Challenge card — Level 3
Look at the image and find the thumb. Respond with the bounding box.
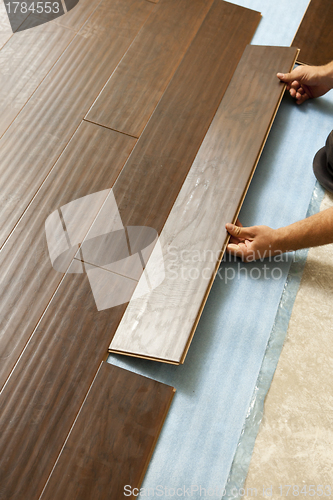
[277,66,307,83]
[277,71,295,83]
[225,223,254,240]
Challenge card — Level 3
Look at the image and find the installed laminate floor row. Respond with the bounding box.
[0,2,260,498]
[293,0,333,65]
[110,45,299,364]
[0,0,154,248]
[41,362,175,500]
[0,121,136,391]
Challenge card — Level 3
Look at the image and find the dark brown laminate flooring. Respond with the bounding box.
[0,121,135,392]
[0,0,153,248]
[0,2,260,498]
[293,0,333,65]
[85,0,214,138]
[40,362,175,500]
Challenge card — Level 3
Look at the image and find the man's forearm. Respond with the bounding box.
[318,61,333,89]
[273,207,333,253]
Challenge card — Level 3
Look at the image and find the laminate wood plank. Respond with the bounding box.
[0,18,75,138]
[40,362,175,500]
[0,0,153,248]
[293,0,333,66]
[0,4,259,498]
[110,46,299,364]
[0,121,136,392]
[85,0,214,138]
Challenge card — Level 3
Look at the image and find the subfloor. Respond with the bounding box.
[244,191,333,498]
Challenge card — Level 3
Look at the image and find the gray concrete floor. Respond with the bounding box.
[244,191,333,499]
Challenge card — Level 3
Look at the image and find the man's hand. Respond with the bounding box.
[277,63,333,104]
[226,222,278,262]
[226,207,333,261]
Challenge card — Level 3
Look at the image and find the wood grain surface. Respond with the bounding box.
[293,0,333,65]
[85,0,214,137]
[0,121,135,392]
[0,3,259,498]
[0,0,153,248]
[40,362,175,500]
[0,19,75,138]
[110,46,299,364]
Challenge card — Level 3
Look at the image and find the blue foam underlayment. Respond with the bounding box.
[107,1,333,498]
[222,182,325,500]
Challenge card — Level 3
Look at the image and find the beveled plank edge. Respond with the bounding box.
[290,0,312,47]
[137,386,176,491]
[179,48,300,365]
[83,117,138,139]
[109,349,180,365]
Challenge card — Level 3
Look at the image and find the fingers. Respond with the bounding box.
[295,91,309,104]
[227,243,244,259]
[283,79,312,103]
[227,242,254,262]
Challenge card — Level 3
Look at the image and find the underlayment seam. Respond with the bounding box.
[222,181,325,500]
